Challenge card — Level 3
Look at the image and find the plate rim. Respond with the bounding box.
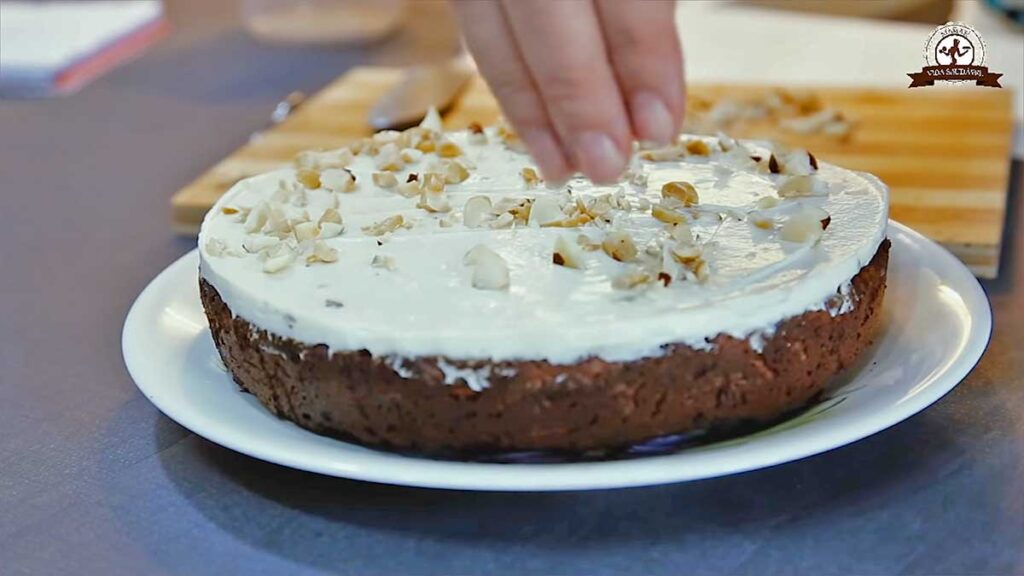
[123,220,992,491]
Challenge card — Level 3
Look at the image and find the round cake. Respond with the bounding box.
[198,120,889,455]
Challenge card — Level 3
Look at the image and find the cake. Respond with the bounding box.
[197,117,889,455]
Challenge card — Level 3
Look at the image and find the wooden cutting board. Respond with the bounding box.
[171,66,1015,277]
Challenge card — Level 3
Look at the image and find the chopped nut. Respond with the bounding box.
[749,212,775,230]
[270,183,292,204]
[669,222,694,244]
[243,203,268,233]
[243,235,281,253]
[661,181,700,207]
[780,206,830,244]
[553,235,586,269]
[778,175,824,198]
[771,149,817,176]
[362,215,405,236]
[657,272,672,286]
[576,233,602,251]
[496,120,524,151]
[437,140,462,158]
[417,188,452,213]
[396,180,422,198]
[684,139,711,155]
[464,245,510,290]
[318,222,344,238]
[347,138,368,155]
[289,187,309,207]
[294,148,354,170]
[263,251,295,273]
[640,147,683,162]
[652,203,687,225]
[463,196,492,228]
[508,198,534,223]
[414,138,436,153]
[372,130,401,147]
[421,172,446,193]
[205,237,228,256]
[370,254,396,270]
[528,196,562,227]
[670,243,703,265]
[296,168,321,189]
[374,143,403,171]
[318,207,342,224]
[286,210,311,232]
[717,133,737,151]
[443,159,470,184]
[306,240,338,264]
[320,168,357,193]
[372,171,398,188]
[602,230,638,262]
[400,148,424,164]
[293,221,319,242]
[489,212,515,229]
[612,270,654,290]
[521,167,541,186]
[467,122,487,145]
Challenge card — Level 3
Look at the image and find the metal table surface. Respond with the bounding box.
[1,3,1022,575]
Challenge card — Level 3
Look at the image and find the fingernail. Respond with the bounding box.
[520,127,571,185]
[631,91,675,145]
[571,132,626,184]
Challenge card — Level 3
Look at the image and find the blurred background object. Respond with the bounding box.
[750,0,954,24]
[241,0,406,46]
[985,0,1024,26]
[0,1,168,98]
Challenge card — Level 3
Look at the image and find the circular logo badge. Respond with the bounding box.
[924,23,987,81]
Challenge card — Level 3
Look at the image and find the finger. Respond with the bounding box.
[501,0,632,183]
[451,1,572,183]
[596,0,684,145]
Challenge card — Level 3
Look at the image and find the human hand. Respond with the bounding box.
[451,0,684,184]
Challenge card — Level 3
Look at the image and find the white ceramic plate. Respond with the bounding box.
[123,221,991,491]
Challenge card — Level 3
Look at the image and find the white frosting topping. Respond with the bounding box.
[198,130,888,365]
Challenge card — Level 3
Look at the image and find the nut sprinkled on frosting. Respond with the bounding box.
[464,244,510,290]
[652,203,687,225]
[307,240,338,264]
[661,181,699,207]
[417,187,452,213]
[521,167,540,187]
[372,171,398,188]
[602,230,638,262]
[612,269,654,290]
[553,235,585,269]
[396,180,422,198]
[780,206,830,244]
[320,168,357,193]
[370,254,396,270]
[463,196,492,228]
[362,215,405,236]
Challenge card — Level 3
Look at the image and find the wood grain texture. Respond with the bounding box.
[171,67,1014,277]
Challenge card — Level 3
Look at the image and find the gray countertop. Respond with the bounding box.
[1,2,1022,575]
